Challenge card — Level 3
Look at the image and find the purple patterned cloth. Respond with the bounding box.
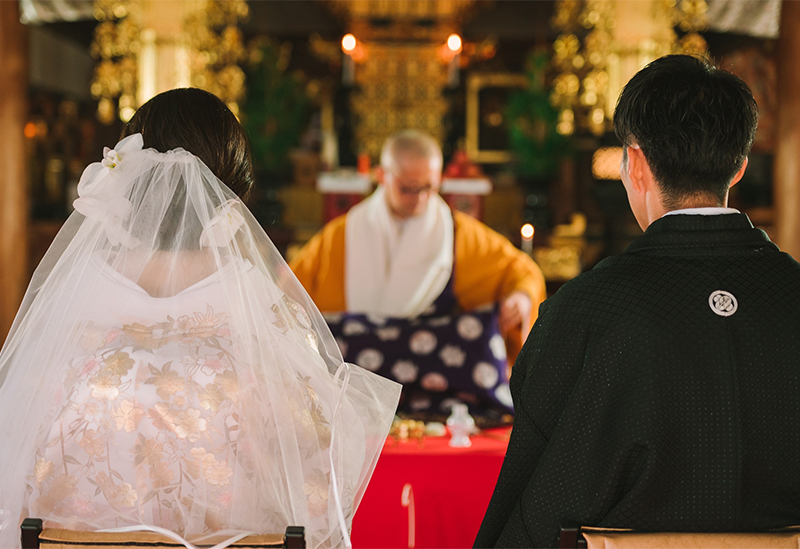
[326,272,513,420]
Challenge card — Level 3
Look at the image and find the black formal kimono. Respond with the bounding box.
[475,213,800,548]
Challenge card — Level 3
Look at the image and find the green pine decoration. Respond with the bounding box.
[506,51,569,180]
[242,42,310,181]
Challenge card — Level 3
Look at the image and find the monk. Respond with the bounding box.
[291,130,546,417]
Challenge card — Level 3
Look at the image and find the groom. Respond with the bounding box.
[475,54,800,547]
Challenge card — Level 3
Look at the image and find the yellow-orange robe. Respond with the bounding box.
[290,210,547,363]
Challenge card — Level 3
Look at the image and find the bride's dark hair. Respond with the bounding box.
[123,88,254,200]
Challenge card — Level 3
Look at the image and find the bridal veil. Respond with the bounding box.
[0,130,400,548]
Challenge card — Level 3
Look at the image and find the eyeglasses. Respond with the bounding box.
[386,175,438,196]
[396,183,436,196]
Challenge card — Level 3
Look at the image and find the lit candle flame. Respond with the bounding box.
[447,34,462,53]
[521,223,534,240]
[342,34,357,53]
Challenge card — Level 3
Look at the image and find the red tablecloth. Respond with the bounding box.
[351,428,511,549]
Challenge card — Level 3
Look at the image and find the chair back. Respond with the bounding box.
[21,519,306,549]
[560,525,800,549]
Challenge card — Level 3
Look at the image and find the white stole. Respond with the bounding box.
[345,186,454,318]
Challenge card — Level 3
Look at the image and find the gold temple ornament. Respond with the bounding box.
[321,0,486,161]
[89,0,249,124]
[550,0,709,136]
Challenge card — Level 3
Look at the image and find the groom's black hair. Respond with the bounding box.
[123,88,254,201]
[614,54,758,208]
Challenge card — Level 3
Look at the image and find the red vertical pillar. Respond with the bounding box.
[774,0,800,258]
[0,1,29,339]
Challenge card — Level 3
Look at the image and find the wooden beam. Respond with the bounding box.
[0,1,29,340]
[774,0,800,258]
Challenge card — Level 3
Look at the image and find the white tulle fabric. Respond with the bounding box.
[0,135,400,549]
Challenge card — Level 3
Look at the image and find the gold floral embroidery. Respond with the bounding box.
[104,351,135,376]
[298,409,331,450]
[305,332,318,353]
[175,315,194,334]
[116,483,138,508]
[122,322,165,350]
[132,435,163,466]
[204,459,233,487]
[146,362,185,399]
[216,370,239,402]
[185,454,202,480]
[204,356,228,375]
[149,459,175,488]
[298,375,331,449]
[174,408,207,442]
[190,448,233,487]
[88,371,121,401]
[34,458,54,488]
[199,384,224,412]
[82,400,101,418]
[31,303,334,535]
[64,493,98,519]
[303,469,329,518]
[111,400,144,432]
[273,296,319,352]
[35,474,78,514]
[186,306,227,339]
[78,429,105,457]
[95,472,138,510]
[80,323,107,352]
[148,402,176,432]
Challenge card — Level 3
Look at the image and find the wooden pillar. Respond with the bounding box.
[774,0,800,258]
[0,2,28,340]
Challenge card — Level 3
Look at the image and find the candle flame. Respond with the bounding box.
[521,223,534,240]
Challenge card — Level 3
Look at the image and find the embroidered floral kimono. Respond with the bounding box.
[0,135,400,549]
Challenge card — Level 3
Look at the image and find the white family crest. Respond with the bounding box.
[708,290,738,317]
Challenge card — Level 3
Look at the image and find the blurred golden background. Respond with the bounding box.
[1,0,796,339]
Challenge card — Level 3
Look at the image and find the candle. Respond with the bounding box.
[521,223,534,255]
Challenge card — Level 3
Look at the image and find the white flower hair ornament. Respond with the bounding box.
[73,133,144,248]
[200,199,246,248]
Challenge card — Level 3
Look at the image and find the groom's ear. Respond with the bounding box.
[625,145,648,194]
[729,157,748,188]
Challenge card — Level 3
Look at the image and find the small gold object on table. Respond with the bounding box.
[390,418,429,446]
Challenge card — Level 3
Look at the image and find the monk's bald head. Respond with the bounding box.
[380,130,443,175]
[379,130,443,219]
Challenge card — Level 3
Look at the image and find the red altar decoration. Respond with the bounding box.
[441,150,492,222]
[441,177,492,221]
[317,170,372,222]
[351,428,511,549]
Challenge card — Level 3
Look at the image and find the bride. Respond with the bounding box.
[0,88,400,549]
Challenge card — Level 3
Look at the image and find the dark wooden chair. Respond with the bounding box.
[559,524,800,549]
[21,518,305,549]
